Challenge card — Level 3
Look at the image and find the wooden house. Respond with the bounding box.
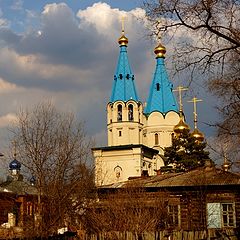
[96,163,240,232]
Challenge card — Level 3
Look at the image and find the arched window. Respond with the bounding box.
[114,165,122,179]
[156,83,160,91]
[155,133,159,145]
[128,104,133,121]
[117,105,122,121]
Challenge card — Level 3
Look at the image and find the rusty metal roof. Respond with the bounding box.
[100,167,240,189]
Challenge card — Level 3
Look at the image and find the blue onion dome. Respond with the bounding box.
[30,176,36,185]
[9,159,21,170]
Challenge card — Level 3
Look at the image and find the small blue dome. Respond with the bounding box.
[30,176,36,185]
[9,159,21,170]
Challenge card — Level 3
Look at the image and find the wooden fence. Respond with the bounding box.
[0,229,238,239]
[78,229,238,240]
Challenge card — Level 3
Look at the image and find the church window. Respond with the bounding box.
[142,170,149,177]
[128,104,134,121]
[156,83,160,91]
[132,75,134,80]
[119,131,122,137]
[155,133,159,145]
[171,133,175,141]
[117,105,122,121]
[114,165,122,179]
[119,74,123,79]
[126,74,130,79]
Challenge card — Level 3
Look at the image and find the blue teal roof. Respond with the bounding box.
[144,57,178,115]
[110,45,139,102]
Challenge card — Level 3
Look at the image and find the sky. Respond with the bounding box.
[0,0,220,173]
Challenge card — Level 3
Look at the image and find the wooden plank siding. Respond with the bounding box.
[0,193,15,225]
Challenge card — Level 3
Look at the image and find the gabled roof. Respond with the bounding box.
[144,56,178,115]
[110,44,139,102]
[100,167,240,189]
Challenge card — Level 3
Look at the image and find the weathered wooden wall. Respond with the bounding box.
[0,193,15,225]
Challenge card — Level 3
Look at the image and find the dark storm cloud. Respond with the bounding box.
[0,28,20,47]
[0,3,149,94]
[1,3,105,69]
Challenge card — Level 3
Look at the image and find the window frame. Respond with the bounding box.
[168,204,181,228]
[117,104,122,122]
[207,202,236,229]
[221,203,235,228]
[154,133,159,145]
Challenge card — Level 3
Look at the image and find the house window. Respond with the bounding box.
[155,133,159,145]
[128,104,133,121]
[222,203,235,227]
[117,105,122,122]
[168,205,180,228]
[207,203,235,228]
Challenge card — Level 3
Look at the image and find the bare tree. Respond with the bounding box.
[83,186,169,238]
[11,102,94,237]
[144,0,240,73]
[143,0,240,156]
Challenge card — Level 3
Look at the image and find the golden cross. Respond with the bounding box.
[188,97,203,129]
[121,16,126,34]
[12,140,17,158]
[156,20,162,42]
[173,86,188,113]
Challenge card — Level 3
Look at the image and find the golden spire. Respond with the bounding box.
[189,97,202,129]
[173,86,190,134]
[188,97,204,142]
[121,16,125,35]
[118,16,128,46]
[222,151,231,171]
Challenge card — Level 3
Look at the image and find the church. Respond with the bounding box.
[92,27,204,186]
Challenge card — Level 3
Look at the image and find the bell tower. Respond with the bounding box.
[143,43,180,152]
[107,20,143,146]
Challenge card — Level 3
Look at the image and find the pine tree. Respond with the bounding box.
[164,129,210,172]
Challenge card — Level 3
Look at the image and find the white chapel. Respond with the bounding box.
[92,27,202,186]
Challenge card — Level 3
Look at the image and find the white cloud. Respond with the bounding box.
[77,2,123,33]
[43,3,68,15]
[0,78,18,92]
[77,2,147,39]
[0,113,17,128]
[0,1,218,148]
